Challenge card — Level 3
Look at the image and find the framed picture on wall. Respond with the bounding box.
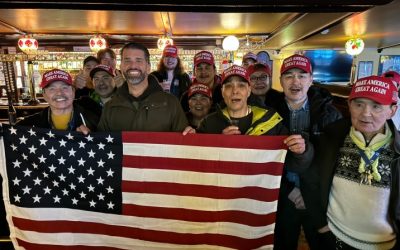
[357,61,373,79]
[378,55,400,75]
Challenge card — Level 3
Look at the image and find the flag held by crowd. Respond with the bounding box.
[0,124,287,249]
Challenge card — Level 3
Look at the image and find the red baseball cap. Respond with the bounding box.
[280,54,312,74]
[194,51,215,66]
[349,75,398,105]
[247,63,272,77]
[163,45,178,58]
[188,83,212,98]
[221,65,250,84]
[90,64,115,79]
[381,70,400,89]
[40,69,73,89]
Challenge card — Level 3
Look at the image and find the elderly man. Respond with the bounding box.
[302,75,399,249]
[17,69,98,132]
[97,42,188,132]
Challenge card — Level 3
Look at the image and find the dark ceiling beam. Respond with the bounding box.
[0,0,394,12]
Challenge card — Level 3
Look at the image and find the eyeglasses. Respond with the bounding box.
[250,75,268,82]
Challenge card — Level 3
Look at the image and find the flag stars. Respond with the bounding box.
[72,198,78,205]
[97,176,105,185]
[77,158,86,166]
[107,202,115,209]
[28,145,37,154]
[78,141,86,148]
[42,172,49,178]
[66,133,74,140]
[97,193,105,201]
[11,144,17,151]
[105,135,114,143]
[85,134,94,142]
[33,194,41,203]
[47,130,55,138]
[53,180,59,187]
[59,174,66,182]
[28,128,36,136]
[9,127,17,134]
[14,195,21,203]
[49,164,56,172]
[87,184,95,192]
[62,189,69,196]
[23,168,32,177]
[53,195,61,203]
[69,183,76,190]
[22,185,31,194]
[79,191,87,199]
[58,156,66,165]
[68,148,76,157]
[32,162,38,169]
[68,166,75,174]
[97,142,105,150]
[87,167,95,176]
[38,155,46,163]
[22,153,28,160]
[33,177,42,186]
[43,186,52,194]
[106,168,114,177]
[12,177,21,186]
[88,149,96,158]
[49,146,57,155]
[12,159,22,168]
[89,200,96,207]
[106,186,114,194]
[59,139,67,147]
[107,151,115,159]
[19,135,28,144]
[97,159,105,167]
[39,137,48,145]
[77,175,85,183]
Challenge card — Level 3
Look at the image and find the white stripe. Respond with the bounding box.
[123,193,277,215]
[12,228,236,250]
[123,143,287,163]
[10,206,275,239]
[123,168,282,189]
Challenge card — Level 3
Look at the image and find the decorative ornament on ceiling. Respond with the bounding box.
[345,38,365,56]
[157,35,174,50]
[89,35,107,52]
[18,36,39,54]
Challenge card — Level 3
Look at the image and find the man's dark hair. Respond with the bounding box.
[157,56,185,75]
[120,42,150,63]
[97,48,116,61]
[83,56,99,66]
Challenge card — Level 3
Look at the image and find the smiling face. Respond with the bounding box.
[222,76,251,117]
[188,93,212,119]
[163,56,178,70]
[280,68,313,107]
[43,81,75,113]
[249,71,271,96]
[194,63,216,86]
[349,98,397,140]
[93,70,115,98]
[120,48,150,86]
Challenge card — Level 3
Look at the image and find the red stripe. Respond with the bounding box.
[122,131,287,150]
[13,217,274,249]
[16,239,122,250]
[122,204,276,227]
[123,155,284,176]
[122,180,280,202]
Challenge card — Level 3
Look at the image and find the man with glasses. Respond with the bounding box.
[247,63,281,107]
[17,69,99,133]
[273,54,342,250]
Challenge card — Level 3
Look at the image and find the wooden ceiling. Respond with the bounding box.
[0,0,399,52]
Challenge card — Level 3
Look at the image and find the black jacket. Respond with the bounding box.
[150,70,191,99]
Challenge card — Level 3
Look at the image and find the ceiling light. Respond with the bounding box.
[157,35,173,50]
[18,36,39,54]
[89,35,107,52]
[222,35,239,51]
[345,38,365,56]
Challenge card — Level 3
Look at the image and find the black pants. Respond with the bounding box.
[274,185,319,250]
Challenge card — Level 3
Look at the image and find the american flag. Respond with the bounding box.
[0,124,287,249]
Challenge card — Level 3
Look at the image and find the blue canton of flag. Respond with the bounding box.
[2,124,122,213]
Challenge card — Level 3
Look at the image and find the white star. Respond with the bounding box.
[23,168,32,177]
[19,135,28,144]
[47,130,55,138]
[78,141,86,148]
[107,202,115,209]
[12,159,22,168]
[97,159,105,167]
[79,191,87,198]
[69,183,76,190]
[11,144,17,151]
[88,149,96,158]
[9,127,17,134]
[22,185,31,194]
[62,189,69,196]
[39,137,48,145]
[42,172,49,178]
[86,134,94,142]
[97,142,105,150]
[38,155,46,163]
[105,135,114,143]
[22,153,28,160]
[107,151,115,159]
[32,162,38,169]
[106,168,114,177]
[72,198,78,205]
[59,174,66,182]
[33,177,42,185]
[33,194,41,203]
[43,186,51,194]
[49,147,57,155]
[87,167,95,176]
[53,195,61,203]
[28,128,36,136]
[58,156,66,165]
[14,195,21,202]
[87,184,95,192]
[12,177,21,186]
[68,148,76,157]
[66,133,74,140]
[97,193,105,201]
[106,186,114,194]
[77,158,86,166]
[49,164,56,172]
[97,176,105,185]
[59,139,67,147]
[53,180,59,187]
[68,166,75,174]
[89,200,96,207]
[77,175,85,183]
[28,145,37,154]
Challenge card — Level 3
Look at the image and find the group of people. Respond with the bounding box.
[11,41,400,249]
